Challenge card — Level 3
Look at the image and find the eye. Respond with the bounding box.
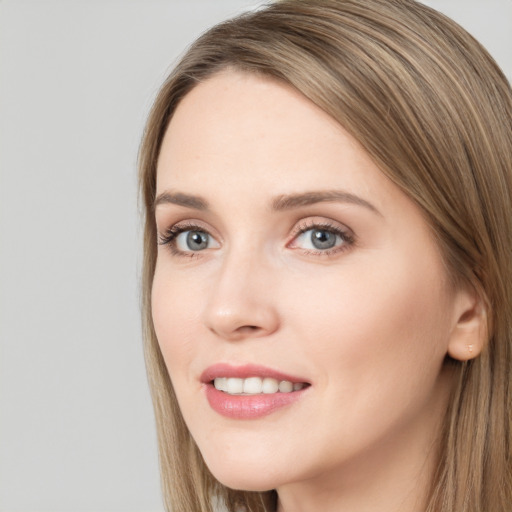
[176,230,212,251]
[298,228,340,250]
[158,224,220,255]
[289,221,354,255]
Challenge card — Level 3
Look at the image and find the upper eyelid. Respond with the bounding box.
[158,219,215,236]
[157,221,214,245]
[159,218,350,233]
[291,218,354,237]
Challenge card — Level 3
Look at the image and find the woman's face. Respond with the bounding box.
[152,71,464,494]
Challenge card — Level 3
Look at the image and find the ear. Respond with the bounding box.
[447,285,488,361]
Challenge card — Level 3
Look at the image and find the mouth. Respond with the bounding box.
[200,363,310,419]
[212,376,308,395]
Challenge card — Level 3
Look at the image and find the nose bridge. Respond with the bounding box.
[203,238,279,340]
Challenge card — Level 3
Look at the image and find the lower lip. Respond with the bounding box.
[204,383,307,419]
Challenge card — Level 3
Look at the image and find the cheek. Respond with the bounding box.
[151,266,202,379]
[283,254,453,391]
[271,258,454,465]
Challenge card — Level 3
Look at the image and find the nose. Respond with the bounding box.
[202,250,280,341]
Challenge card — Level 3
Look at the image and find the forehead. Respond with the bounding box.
[159,71,347,168]
[156,70,390,203]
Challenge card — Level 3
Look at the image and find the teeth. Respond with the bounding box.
[213,377,306,395]
[243,377,262,394]
[262,377,279,394]
[214,377,227,392]
[278,380,293,393]
[226,378,244,394]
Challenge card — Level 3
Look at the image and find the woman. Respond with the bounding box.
[139,1,512,511]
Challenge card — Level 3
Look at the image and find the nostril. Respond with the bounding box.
[239,325,260,332]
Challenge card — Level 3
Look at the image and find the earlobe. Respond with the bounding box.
[447,287,488,362]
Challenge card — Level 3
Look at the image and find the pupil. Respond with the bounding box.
[187,231,208,250]
[311,229,336,250]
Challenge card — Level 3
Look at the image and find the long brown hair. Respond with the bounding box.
[139,1,512,510]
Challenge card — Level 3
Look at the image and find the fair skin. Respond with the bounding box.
[152,70,482,512]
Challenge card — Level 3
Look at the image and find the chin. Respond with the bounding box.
[201,450,283,492]
[208,466,277,492]
[216,475,275,493]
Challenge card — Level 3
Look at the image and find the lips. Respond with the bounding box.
[200,363,309,384]
[200,363,310,419]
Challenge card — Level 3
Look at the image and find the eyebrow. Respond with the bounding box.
[271,190,381,216]
[154,189,381,216]
[154,191,209,210]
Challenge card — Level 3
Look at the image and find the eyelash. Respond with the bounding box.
[158,220,355,258]
[290,219,355,256]
[158,222,209,258]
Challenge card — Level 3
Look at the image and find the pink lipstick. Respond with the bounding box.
[201,363,310,419]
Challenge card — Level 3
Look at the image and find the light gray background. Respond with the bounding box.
[0,1,510,511]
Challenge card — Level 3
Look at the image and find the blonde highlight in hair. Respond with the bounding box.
[138,1,512,510]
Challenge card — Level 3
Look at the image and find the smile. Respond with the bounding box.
[213,376,307,395]
[201,364,310,419]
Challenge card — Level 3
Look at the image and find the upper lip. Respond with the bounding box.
[200,363,310,384]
